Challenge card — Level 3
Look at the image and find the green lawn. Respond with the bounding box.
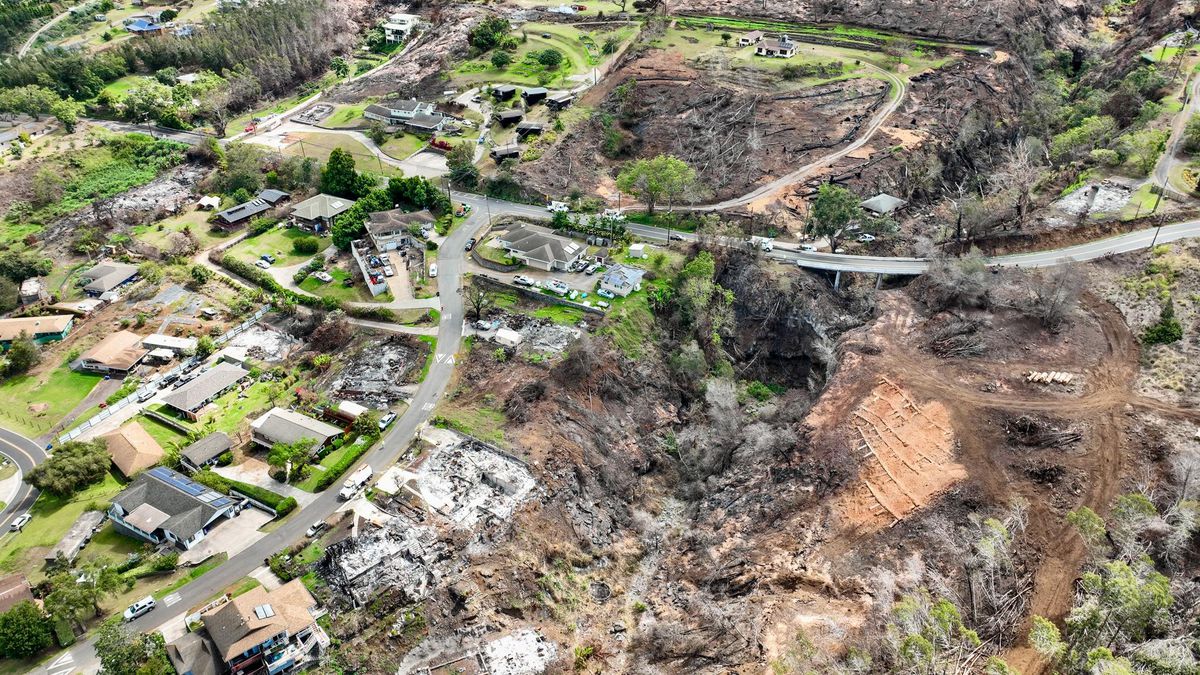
[84,522,143,562]
[132,209,234,253]
[433,402,506,446]
[298,267,385,303]
[284,132,400,176]
[0,366,102,437]
[600,291,654,359]
[379,134,427,159]
[100,75,151,98]
[136,416,189,451]
[197,381,278,436]
[454,23,632,87]
[154,553,228,600]
[0,471,126,580]
[324,104,367,128]
[295,438,360,492]
[225,227,315,267]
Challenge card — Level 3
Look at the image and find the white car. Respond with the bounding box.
[513,275,534,286]
[9,514,30,532]
[428,263,438,278]
[254,260,271,269]
[378,411,397,429]
[383,266,394,277]
[597,288,616,299]
[546,201,569,213]
[305,521,327,538]
[547,281,569,295]
[799,244,818,252]
[123,596,156,622]
[313,271,333,283]
[857,233,876,243]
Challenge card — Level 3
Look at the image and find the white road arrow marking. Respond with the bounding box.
[163,592,182,607]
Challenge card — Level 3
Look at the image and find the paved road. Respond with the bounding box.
[38,192,487,675]
[0,428,43,529]
[17,4,83,57]
[1152,72,1200,201]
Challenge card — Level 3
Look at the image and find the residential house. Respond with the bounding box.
[363,99,437,125]
[405,113,445,133]
[126,18,164,35]
[382,13,419,42]
[599,264,645,297]
[545,92,575,111]
[0,575,34,614]
[215,198,273,228]
[180,432,233,473]
[251,407,342,450]
[860,192,908,216]
[161,362,250,421]
[492,84,517,101]
[290,194,355,233]
[78,330,147,374]
[103,422,166,477]
[80,261,139,296]
[366,208,435,251]
[18,277,48,305]
[199,579,326,674]
[109,466,238,550]
[167,630,223,675]
[738,30,764,46]
[494,109,523,126]
[141,333,198,354]
[755,34,796,58]
[498,224,584,271]
[521,87,548,105]
[515,121,544,138]
[0,315,73,348]
[490,143,522,161]
[258,189,291,206]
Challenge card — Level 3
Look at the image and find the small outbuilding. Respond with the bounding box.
[495,327,523,348]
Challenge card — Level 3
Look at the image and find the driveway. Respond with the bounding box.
[179,508,273,565]
[384,250,415,300]
[213,459,318,507]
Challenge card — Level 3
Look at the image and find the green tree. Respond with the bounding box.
[50,98,83,133]
[1067,505,1109,555]
[1142,298,1183,345]
[490,50,513,69]
[1117,128,1169,176]
[468,16,511,52]
[0,601,52,659]
[320,148,362,199]
[537,48,564,69]
[267,438,316,482]
[45,560,121,628]
[0,278,17,314]
[0,85,60,119]
[1183,116,1200,154]
[25,440,109,496]
[138,261,163,284]
[195,335,216,358]
[0,251,52,282]
[615,154,698,216]
[808,183,861,252]
[352,410,380,437]
[446,143,479,187]
[720,32,732,45]
[292,236,320,255]
[3,332,40,376]
[189,264,212,287]
[330,56,350,79]
[93,619,170,675]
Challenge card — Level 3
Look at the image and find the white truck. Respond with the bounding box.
[749,236,774,252]
[338,465,373,501]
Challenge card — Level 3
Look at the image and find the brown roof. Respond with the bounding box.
[0,315,72,342]
[81,330,147,371]
[0,575,33,614]
[366,208,435,237]
[203,580,317,661]
[103,422,165,477]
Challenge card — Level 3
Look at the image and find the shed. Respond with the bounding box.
[494,109,523,126]
[628,243,647,259]
[495,328,523,348]
[336,400,368,420]
[515,121,544,137]
[44,511,105,564]
[490,144,522,161]
[492,84,517,100]
[521,87,548,104]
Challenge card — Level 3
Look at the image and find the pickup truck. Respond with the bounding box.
[338,465,373,501]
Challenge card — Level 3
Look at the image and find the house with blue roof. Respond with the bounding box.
[126,19,164,35]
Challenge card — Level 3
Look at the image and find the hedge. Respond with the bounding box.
[313,436,376,491]
[193,470,295,515]
[215,252,399,323]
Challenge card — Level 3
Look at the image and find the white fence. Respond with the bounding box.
[55,305,271,444]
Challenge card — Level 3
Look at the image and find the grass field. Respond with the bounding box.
[225,227,314,267]
[453,23,633,87]
[198,381,277,436]
[324,104,367,128]
[0,471,125,579]
[0,366,101,437]
[380,134,427,159]
[285,132,401,176]
[132,209,234,252]
[298,268,383,303]
[136,416,189,450]
[153,553,228,600]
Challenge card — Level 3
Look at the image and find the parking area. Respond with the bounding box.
[385,250,415,300]
[397,150,449,178]
[179,507,273,564]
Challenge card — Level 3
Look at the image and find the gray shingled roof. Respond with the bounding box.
[112,468,231,543]
[500,225,583,266]
[161,363,249,414]
[181,433,232,467]
[252,407,342,446]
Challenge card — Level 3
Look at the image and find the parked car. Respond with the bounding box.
[9,514,30,532]
[314,271,333,283]
[669,234,685,241]
[383,266,395,277]
[261,254,276,264]
[546,201,569,213]
[254,260,271,269]
[305,521,328,538]
[799,244,818,252]
[428,263,438,278]
[596,300,610,309]
[465,238,477,251]
[474,319,499,331]
[136,389,155,403]
[547,280,569,295]
[597,288,616,299]
[585,263,601,275]
[471,95,483,103]
[455,204,473,217]
[379,411,397,429]
[513,275,534,286]
[123,596,156,622]
[857,233,876,243]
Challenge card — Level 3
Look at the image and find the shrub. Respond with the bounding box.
[426,240,438,251]
[275,496,297,517]
[193,470,292,513]
[1143,300,1183,345]
[248,217,276,236]
[216,451,233,466]
[293,236,320,255]
[313,440,373,491]
[151,552,179,572]
[26,440,110,496]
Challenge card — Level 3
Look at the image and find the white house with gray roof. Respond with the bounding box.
[498,224,583,271]
[109,467,238,550]
[161,362,249,421]
[363,99,437,125]
[251,407,343,450]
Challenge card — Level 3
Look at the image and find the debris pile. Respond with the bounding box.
[329,337,420,407]
[1025,370,1076,385]
[414,436,537,529]
[502,313,580,354]
[226,325,299,362]
[320,518,447,607]
[483,629,558,675]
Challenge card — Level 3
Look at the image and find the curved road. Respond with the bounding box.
[16,4,82,58]
[0,428,43,529]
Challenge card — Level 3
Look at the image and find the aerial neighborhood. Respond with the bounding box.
[0,0,1196,673]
